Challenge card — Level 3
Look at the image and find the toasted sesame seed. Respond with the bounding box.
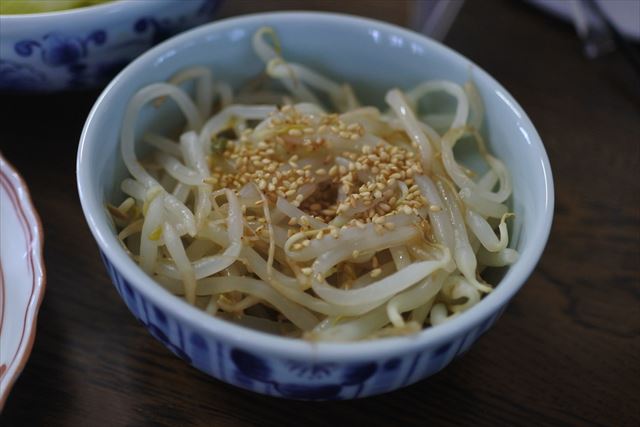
[379,203,391,212]
[352,250,360,258]
[301,267,312,275]
[371,268,382,278]
[430,205,442,212]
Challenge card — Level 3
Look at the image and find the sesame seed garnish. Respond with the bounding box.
[371,268,382,278]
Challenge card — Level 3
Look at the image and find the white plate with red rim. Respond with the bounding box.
[0,153,45,409]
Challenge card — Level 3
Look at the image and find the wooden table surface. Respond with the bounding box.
[1,1,639,425]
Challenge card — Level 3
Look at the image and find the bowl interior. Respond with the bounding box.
[79,12,553,351]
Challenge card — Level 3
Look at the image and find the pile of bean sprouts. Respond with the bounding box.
[109,27,518,341]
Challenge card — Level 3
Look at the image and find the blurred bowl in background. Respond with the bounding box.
[0,0,222,92]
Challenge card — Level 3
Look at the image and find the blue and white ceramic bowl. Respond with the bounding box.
[77,12,554,400]
[0,0,221,92]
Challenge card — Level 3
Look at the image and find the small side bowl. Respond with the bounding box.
[0,0,222,92]
[77,12,554,400]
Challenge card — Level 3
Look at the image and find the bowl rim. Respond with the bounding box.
[0,153,46,409]
[0,0,186,21]
[77,11,554,359]
[0,0,128,19]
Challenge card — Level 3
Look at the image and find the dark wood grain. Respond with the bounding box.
[1,0,638,426]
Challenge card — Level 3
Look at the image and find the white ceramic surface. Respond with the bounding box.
[77,12,554,399]
[0,154,45,409]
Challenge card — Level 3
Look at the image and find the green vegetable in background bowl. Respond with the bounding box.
[0,0,112,15]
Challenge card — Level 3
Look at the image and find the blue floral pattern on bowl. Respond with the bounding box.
[99,250,504,400]
[0,59,47,91]
[0,0,222,92]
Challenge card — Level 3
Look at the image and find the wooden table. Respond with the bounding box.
[2,1,638,425]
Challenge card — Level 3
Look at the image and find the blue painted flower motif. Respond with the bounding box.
[0,59,47,91]
[11,30,108,88]
[134,17,174,44]
[41,34,85,66]
[286,361,336,379]
[230,348,378,400]
[143,320,192,364]
[15,30,107,67]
